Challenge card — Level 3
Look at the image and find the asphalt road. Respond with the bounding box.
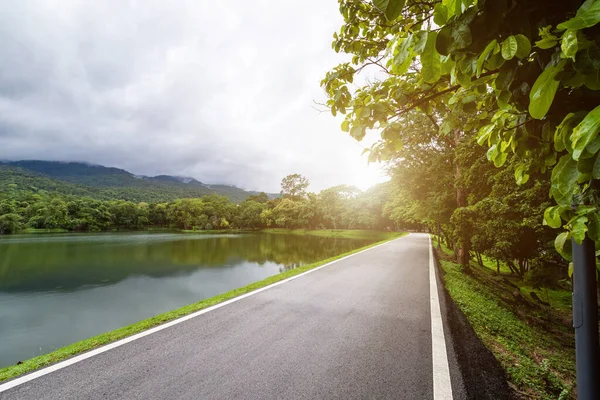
[1,233,472,399]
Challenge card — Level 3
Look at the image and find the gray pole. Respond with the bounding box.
[571,236,600,400]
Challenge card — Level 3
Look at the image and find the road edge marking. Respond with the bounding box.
[429,235,454,400]
[0,233,410,393]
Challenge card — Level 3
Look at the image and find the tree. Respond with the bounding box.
[246,192,269,203]
[236,200,266,229]
[318,185,359,229]
[271,198,308,228]
[0,213,22,234]
[280,174,310,200]
[322,0,600,263]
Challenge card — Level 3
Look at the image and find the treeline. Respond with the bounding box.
[0,174,392,234]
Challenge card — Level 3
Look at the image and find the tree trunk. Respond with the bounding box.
[444,232,453,249]
[507,261,520,276]
[454,129,470,270]
[437,221,442,249]
[496,259,500,275]
[476,252,483,267]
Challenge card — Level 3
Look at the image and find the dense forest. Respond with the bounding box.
[0,172,392,234]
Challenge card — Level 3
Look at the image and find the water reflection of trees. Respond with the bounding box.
[0,233,373,292]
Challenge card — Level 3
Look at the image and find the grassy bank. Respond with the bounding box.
[21,228,70,234]
[435,243,575,399]
[0,231,407,383]
[262,228,403,240]
[180,228,251,234]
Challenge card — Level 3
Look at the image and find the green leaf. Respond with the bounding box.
[588,212,600,241]
[442,0,462,18]
[360,106,371,118]
[578,155,596,175]
[476,40,497,78]
[350,125,366,140]
[440,55,454,75]
[433,4,448,26]
[436,21,472,56]
[555,231,572,261]
[493,149,508,167]
[529,60,567,119]
[561,30,578,60]
[392,37,414,75]
[461,95,476,104]
[582,136,600,158]
[495,66,515,91]
[557,0,600,30]
[373,0,406,21]
[341,120,350,132]
[551,154,579,206]
[565,72,586,88]
[571,105,600,160]
[477,124,494,145]
[458,56,476,76]
[515,163,530,185]
[436,26,453,56]
[497,90,512,109]
[571,216,589,244]
[486,144,498,161]
[593,154,600,178]
[422,32,441,83]
[568,262,574,278]
[501,36,518,60]
[451,23,472,51]
[486,52,506,70]
[536,26,559,49]
[544,206,563,228]
[536,38,558,49]
[412,31,428,54]
[555,112,585,153]
[585,69,600,90]
[514,34,531,59]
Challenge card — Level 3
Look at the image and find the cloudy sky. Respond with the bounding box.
[0,0,386,192]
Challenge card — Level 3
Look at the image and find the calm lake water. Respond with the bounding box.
[0,232,373,368]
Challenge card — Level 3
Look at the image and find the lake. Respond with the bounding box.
[0,232,374,368]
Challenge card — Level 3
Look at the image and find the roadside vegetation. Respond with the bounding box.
[437,244,575,399]
[0,231,406,383]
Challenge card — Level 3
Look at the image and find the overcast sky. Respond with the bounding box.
[0,0,386,192]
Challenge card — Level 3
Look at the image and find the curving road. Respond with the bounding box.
[1,233,480,399]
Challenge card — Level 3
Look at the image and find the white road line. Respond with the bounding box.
[0,233,410,393]
[429,236,454,400]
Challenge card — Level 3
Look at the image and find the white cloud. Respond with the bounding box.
[0,0,386,192]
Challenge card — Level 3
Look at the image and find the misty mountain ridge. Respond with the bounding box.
[0,160,276,203]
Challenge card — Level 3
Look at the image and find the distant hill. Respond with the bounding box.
[0,161,277,203]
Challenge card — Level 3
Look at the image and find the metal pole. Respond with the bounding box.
[571,235,600,400]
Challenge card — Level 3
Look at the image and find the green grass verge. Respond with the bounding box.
[435,243,575,399]
[180,228,252,234]
[0,231,407,383]
[261,228,403,240]
[21,228,70,234]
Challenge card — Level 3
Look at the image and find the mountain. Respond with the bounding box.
[0,161,277,203]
